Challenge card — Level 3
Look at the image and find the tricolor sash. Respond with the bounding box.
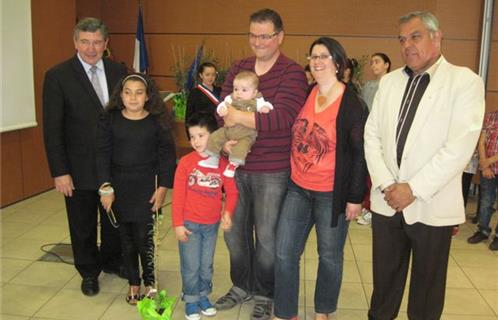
[196,84,220,105]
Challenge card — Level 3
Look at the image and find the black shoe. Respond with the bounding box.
[467,231,489,244]
[103,265,127,279]
[81,277,99,296]
[489,237,498,251]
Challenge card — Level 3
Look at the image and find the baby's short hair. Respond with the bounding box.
[234,71,259,88]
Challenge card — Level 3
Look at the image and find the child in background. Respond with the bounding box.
[96,73,177,304]
[173,112,239,320]
[185,62,222,123]
[198,71,273,177]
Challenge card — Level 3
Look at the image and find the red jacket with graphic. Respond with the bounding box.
[172,151,238,227]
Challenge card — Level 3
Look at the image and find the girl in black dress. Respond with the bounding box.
[185,62,221,123]
[96,73,176,305]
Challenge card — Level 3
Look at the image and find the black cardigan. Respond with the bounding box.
[330,86,369,226]
[185,85,221,122]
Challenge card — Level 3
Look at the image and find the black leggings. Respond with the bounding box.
[119,222,154,286]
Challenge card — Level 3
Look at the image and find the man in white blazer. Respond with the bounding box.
[364,11,485,320]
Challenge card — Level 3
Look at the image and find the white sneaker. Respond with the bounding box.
[357,211,372,225]
[223,163,239,178]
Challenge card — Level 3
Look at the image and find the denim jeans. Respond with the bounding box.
[274,180,349,318]
[224,170,289,299]
[478,176,498,236]
[178,221,219,303]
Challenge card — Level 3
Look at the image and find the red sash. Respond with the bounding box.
[196,84,220,105]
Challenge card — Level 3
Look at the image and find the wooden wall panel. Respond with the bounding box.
[76,0,101,20]
[486,92,498,112]
[102,0,481,40]
[436,0,483,39]
[487,42,498,91]
[1,132,24,205]
[103,0,438,36]
[102,0,484,92]
[485,2,497,114]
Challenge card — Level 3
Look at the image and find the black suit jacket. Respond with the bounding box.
[43,55,127,190]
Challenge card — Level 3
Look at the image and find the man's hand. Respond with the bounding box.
[175,226,192,242]
[383,183,416,212]
[149,187,167,212]
[345,203,362,221]
[222,140,238,154]
[482,167,495,179]
[54,174,74,197]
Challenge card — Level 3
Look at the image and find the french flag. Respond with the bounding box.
[133,6,149,73]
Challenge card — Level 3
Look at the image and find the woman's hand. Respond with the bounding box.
[100,194,115,212]
[345,202,362,221]
[150,187,167,212]
[175,226,192,242]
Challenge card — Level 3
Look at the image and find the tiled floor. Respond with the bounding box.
[1,190,497,319]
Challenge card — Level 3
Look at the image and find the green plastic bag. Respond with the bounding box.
[172,92,187,121]
[137,290,176,320]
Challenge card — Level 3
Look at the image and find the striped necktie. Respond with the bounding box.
[90,65,105,107]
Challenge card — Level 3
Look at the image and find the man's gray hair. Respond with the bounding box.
[399,11,440,33]
[73,17,109,40]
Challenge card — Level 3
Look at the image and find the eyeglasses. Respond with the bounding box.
[248,32,279,41]
[307,54,333,61]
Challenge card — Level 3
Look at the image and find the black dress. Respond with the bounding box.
[185,84,221,121]
[96,111,176,222]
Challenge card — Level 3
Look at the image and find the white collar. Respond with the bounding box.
[77,53,104,73]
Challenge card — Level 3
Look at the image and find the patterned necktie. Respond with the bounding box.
[90,65,105,107]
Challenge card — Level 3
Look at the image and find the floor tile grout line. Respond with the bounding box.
[450,240,498,316]
[28,273,77,319]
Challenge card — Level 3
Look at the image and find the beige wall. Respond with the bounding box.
[1,0,494,207]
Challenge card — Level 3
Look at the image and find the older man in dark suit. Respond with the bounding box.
[43,17,127,296]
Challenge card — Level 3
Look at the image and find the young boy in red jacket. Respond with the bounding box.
[172,112,238,320]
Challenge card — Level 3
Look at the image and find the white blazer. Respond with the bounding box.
[364,56,485,226]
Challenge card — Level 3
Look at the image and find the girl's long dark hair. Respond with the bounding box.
[106,73,172,130]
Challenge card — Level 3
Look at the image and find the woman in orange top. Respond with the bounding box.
[273,37,368,320]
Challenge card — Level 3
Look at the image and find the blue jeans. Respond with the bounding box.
[224,170,289,298]
[478,176,498,236]
[274,180,349,318]
[178,221,219,303]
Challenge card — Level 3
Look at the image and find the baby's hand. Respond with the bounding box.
[175,226,192,242]
[217,104,228,117]
[259,105,271,114]
[221,211,233,231]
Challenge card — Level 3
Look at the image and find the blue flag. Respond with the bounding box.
[133,6,149,73]
[185,45,204,92]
